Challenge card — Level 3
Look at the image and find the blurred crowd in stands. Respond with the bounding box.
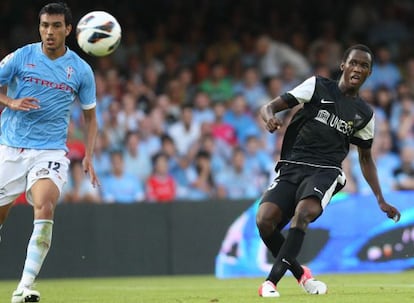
[2,0,414,203]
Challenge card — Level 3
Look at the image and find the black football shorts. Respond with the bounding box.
[260,162,346,226]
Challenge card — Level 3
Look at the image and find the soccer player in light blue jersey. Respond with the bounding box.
[0,3,99,302]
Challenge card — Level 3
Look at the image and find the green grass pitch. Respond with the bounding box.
[1,272,413,302]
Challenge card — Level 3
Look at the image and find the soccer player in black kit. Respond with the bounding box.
[256,44,401,297]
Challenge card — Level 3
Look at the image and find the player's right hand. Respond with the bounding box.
[8,97,40,111]
[264,116,282,133]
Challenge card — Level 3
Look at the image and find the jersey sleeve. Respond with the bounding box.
[351,114,374,148]
[0,51,20,86]
[281,76,316,107]
[78,64,97,110]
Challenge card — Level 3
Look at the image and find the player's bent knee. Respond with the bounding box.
[34,202,56,219]
[294,207,321,227]
[256,214,274,236]
[295,199,322,221]
[256,217,267,233]
[257,203,283,236]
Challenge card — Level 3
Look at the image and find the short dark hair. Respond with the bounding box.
[109,149,123,159]
[342,44,373,64]
[39,2,73,26]
[151,152,169,166]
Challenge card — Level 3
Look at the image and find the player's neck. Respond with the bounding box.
[337,80,359,98]
[42,44,67,60]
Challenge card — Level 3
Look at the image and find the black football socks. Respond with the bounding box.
[266,227,305,284]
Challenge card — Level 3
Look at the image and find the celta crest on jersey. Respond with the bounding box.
[66,66,74,79]
[314,109,354,136]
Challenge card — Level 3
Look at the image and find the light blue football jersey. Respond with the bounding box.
[0,42,96,151]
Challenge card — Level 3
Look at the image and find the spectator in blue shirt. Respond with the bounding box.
[223,94,258,146]
[362,45,401,92]
[216,147,262,200]
[101,150,145,203]
[233,66,267,111]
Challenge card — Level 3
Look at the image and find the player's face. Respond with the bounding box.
[39,13,72,58]
[340,49,372,94]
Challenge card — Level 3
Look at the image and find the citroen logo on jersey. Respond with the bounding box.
[23,76,74,93]
[314,109,353,135]
[321,98,335,104]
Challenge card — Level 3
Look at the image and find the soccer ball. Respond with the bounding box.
[76,11,121,57]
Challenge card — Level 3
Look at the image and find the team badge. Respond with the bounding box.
[353,114,364,128]
[36,168,50,177]
[66,66,74,79]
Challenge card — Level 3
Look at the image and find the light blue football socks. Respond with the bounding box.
[17,220,53,289]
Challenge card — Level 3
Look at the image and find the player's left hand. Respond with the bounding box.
[378,200,401,222]
[82,156,100,188]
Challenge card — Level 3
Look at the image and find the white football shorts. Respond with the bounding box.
[0,144,70,206]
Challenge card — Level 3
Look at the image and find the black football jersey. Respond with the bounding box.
[278,76,374,169]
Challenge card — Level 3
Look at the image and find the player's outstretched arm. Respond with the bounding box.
[357,146,401,222]
[0,94,40,111]
[82,107,100,187]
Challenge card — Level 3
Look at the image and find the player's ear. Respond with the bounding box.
[340,63,344,71]
[65,24,72,37]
